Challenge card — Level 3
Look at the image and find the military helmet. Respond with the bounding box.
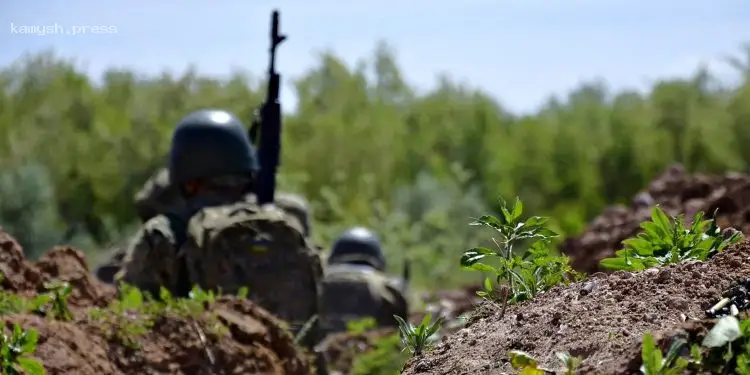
[328,227,385,271]
[168,109,259,185]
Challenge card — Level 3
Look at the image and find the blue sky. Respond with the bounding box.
[1,0,748,113]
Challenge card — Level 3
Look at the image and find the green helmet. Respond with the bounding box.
[328,227,385,271]
[168,109,259,185]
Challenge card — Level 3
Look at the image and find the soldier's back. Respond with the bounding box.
[320,263,407,334]
[181,200,322,332]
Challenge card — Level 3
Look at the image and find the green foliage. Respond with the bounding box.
[2,45,750,288]
[639,333,690,375]
[88,283,225,349]
[0,324,45,375]
[461,198,581,305]
[342,317,409,375]
[346,317,377,335]
[0,163,68,259]
[0,275,76,323]
[36,281,73,321]
[350,333,410,375]
[690,315,750,373]
[88,283,155,349]
[393,313,444,356]
[0,275,48,316]
[600,206,743,271]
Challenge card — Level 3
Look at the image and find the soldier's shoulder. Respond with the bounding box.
[326,264,385,280]
[142,213,173,231]
[135,168,171,200]
[274,192,309,210]
[189,200,305,234]
[259,202,306,234]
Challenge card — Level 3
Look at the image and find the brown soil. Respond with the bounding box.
[401,238,750,375]
[0,229,314,375]
[561,164,750,274]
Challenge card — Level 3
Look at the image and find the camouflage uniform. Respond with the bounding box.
[320,227,409,335]
[94,166,313,284]
[134,167,184,224]
[114,109,322,333]
[134,166,312,237]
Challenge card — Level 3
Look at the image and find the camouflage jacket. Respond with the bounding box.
[97,169,313,284]
[114,213,185,297]
[114,199,314,298]
[319,263,409,334]
[134,167,311,236]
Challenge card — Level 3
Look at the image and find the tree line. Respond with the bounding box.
[1,42,749,289]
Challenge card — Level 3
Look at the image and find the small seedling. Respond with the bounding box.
[88,283,153,349]
[0,324,45,375]
[39,281,73,321]
[393,313,444,356]
[640,333,689,375]
[0,274,48,316]
[556,351,583,375]
[601,206,742,271]
[461,197,581,308]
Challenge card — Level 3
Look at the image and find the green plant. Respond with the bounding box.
[508,350,582,374]
[350,333,410,375]
[88,283,155,349]
[37,281,73,321]
[346,317,378,335]
[393,313,444,356]
[0,276,68,319]
[692,315,750,373]
[557,351,583,374]
[0,324,45,375]
[460,198,581,307]
[89,284,230,349]
[640,333,689,375]
[601,206,742,271]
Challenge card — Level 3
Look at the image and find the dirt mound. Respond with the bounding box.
[0,229,314,375]
[401,239,750,375]
[561,164,750,273]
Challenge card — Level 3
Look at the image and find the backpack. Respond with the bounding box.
[178,201,323,335]
[319,264,407,334]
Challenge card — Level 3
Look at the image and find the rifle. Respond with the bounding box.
[251,9,287,206]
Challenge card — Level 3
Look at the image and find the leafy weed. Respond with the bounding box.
[600,206,742,271]
[460,198,582,310]
[393,313,444,356]
[0,323,45,375]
